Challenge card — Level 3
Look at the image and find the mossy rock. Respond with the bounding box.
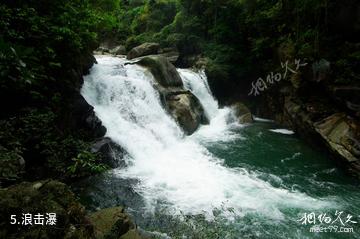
[127,43,160,60]
[134,56,209,134]
[0,180,94,239]
[89,207,143,239]
[136,55,183,87]
[314,113,360,163]
[0,146,25,185]
[167,92,209,135]
[232,102,254,124]
[120,229,143,239]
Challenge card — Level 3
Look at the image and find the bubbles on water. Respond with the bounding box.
[269,129,295,135]
[281,152,302,163]
[82,56,335,225]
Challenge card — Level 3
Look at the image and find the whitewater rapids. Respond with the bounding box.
[81,56,333,221]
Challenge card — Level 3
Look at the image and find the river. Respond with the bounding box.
[73,55,360,239]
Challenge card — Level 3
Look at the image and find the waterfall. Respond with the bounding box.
[81,56,331,220]
[178,69,219,119]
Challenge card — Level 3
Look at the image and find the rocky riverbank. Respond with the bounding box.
[2,39,357,238]
[0,41,230,239]
[119,42,360,177]
[253,58,360,177]
[0,180,148,239]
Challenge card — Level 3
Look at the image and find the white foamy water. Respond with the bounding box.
[179,69,218,119]
[254,116,274,122]
[81,56,333,221]
[178,69,239,143]
[269,129,295,135]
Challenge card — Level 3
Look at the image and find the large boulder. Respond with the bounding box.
[135,56,209,135]
[88,207,142,239]
[109,45,127,56]
[282,97,360,174]
[232,102,253,124]
[127,43,160,60]
[283,97,335,144]
[158,47,179,63]
[135,55,183,87]
[95,40,125,55]
[71,94,107,138]
[0,180,94,239]
[167,92,209,135]
[91,137,126,168]
[314,113,360,163]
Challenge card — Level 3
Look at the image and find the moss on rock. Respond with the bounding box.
[89,207,145,239]
[0,180,94,239]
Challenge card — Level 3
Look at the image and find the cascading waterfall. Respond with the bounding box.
[81,56,333,221]
[178,69,218,120]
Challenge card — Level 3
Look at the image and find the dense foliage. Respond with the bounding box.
[0,0,109,184]
[100,0,359,99]
[1,0,359,185]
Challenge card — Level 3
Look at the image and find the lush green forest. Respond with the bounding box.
[1,0,359,183]
[94,0,359,98]
[0,0,104,184]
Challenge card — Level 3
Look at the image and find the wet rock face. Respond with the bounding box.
[158,47,179,64]
[88,207,135,239]
[71,94,107,138]
[127,43,160,60]
[96,39,127,56]
[91,137,126,169]
[134,55,209,135]
[167,92,209,135]
[314,113,360,163]
[282,97,360,174]
[254,49,360,174]
[89,206,150,239]
[136,55,183,87]
[0,181,147,239]
[109,45,127,55]
[0,180,95,239]
[232,102,253,124]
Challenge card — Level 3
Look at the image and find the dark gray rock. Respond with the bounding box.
[72,94,106,138]
[135,55,183,87]
[135,56,209,135]
[158,47,179,63]
[89,207,147,239]
[232,102,253,124]
[283,97,360,174]
[0,181,95,238]
[127,43,160,60]
[314,113,360,163]
[109,45,127,55]
[91,137,125,168]
[167,92,209,135]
